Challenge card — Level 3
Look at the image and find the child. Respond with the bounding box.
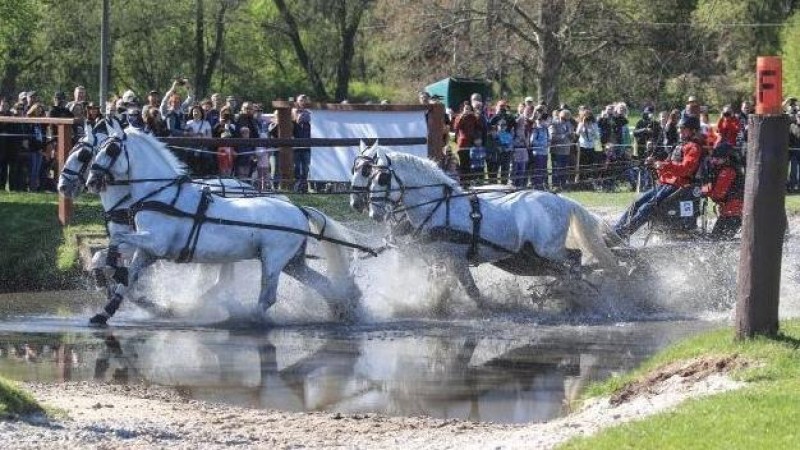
[255,132,272,192]
[236,127,255,182]
[440,145,460,182]
[512,138,529,188]
[216,131,235,176]
[468,137,487,183]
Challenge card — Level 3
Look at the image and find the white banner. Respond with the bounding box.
[308,110,428,181]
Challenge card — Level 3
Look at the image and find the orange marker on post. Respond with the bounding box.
[756,56,782,115]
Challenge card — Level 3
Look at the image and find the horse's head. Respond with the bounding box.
[58,123,97,198]
[366,147,403,222]
[86,119,128,193]
[350,140,380,213]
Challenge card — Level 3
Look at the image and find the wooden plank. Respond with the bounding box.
[158,136,427,148]
[271,101,427,112]
[57,124,74,225]
[0,117,78,125]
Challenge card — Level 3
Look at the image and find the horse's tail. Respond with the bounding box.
[567,204,620,272]
[303,207,354,282]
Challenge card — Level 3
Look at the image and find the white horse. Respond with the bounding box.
[350,143,621,308]
[85,125,363,325]
[58,120,272,321]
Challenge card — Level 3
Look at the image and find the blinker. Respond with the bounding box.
[77,148,92,163]
[106,142,121,158]
[377,171,391,187]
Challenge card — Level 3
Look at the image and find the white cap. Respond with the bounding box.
[122,90,136,103]
[524,96,535,103]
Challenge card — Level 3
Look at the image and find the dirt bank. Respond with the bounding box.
[1,367,743,450]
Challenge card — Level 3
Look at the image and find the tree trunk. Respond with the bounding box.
[536,1,564,108]
[274,0,328,100]
[334,3,365,102]
[0,46,23,98]
[200,2,229,98]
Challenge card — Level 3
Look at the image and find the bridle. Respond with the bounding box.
[61,141,96,186]
[90,135,129,185]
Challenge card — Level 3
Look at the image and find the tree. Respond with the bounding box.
[781,10,800,97]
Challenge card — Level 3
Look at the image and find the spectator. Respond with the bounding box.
[146,90,161,109]
[160,78,194,137]
[235,126,255,182]
[217,130,235,177]
[236,102,260,142]
[453,101,481,180]
[737,101,752,149]
[25,103,47,191]
[511,103,532,187]
[661,109,681,153]
[699,108,717,151]
[66,86,87,112]
[0,97,13,190]
[632,106,661,159]
[225,95,239,121]
[789,113,800,193]
[489,100,515,184]
[185,105,213,175]
[86,103,102,127]
[255,143,271,191]
[549,109,574,189]
[213,107,236,138]
[291,94,312,193]
[576,110,600,183]
[439,145,460,182]
[682,95,700,119]
[468,136,487,182]
[143,106,168,137]
[126,105,145,131]
[48,91,72,118]
[528,110,550,190]
[17,92,29,114]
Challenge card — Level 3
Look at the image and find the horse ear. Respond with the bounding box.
[375,147,387,165]
[109,118,126,140]
[82,122,94,144]
[359,140,367,154]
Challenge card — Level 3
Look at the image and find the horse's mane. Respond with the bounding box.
[384,150,462,192]
[126,130,187,175]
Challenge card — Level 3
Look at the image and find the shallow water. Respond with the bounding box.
[0,304,716,424]
[1,225,799,423]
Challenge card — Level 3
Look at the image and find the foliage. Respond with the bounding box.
[564,321,800,449]
[782,10,800,97]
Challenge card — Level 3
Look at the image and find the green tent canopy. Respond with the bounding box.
[424,77,491,111]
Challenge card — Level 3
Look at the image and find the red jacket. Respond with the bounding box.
[716,117,740,147]
[453,113,482,149]
[702,166,743,217]
[658,140,702,187]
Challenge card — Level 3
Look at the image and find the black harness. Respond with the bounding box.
[364,161,516,264]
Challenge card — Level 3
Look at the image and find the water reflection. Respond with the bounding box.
[0,321,714,424]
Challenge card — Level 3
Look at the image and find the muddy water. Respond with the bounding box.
[0,291,719,424]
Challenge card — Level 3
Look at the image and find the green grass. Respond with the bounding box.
[561,321,800,449]
[286,192,362,221]
[0,191,104,292]
[0,375,43,417]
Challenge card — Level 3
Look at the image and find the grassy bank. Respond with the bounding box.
[562,321,800,449]
[0,375,43,417]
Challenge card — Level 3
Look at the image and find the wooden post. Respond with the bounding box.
[57,124,74,225]
[735,57,787,339]
[427,102,446,160]
[276,107,293,191]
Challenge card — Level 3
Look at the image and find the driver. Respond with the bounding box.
[701,141,744,238]
[614,115,704,238]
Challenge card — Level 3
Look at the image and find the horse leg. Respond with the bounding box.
[197,263,234,303]
[257,262,281,323]
[450,259,485,309]
[89,250,157,326]
[282,249,359,322]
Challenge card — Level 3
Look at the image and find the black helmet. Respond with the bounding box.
[678,115,700,130]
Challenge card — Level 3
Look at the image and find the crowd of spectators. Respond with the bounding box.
[436,92,779,193]
[0,81,314,193]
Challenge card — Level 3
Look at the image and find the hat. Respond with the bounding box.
[524,96,535,103]
[26,91,36,99]
[122,90,136,103]
[148,90,160,96]
[687,95,698,103]
[18,92,27,101]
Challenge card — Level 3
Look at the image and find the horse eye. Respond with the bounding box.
[77,148,92,163]
[106,143,121,158]
[360,163,372,178]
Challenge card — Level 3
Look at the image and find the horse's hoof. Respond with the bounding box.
[89,314,109,327]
